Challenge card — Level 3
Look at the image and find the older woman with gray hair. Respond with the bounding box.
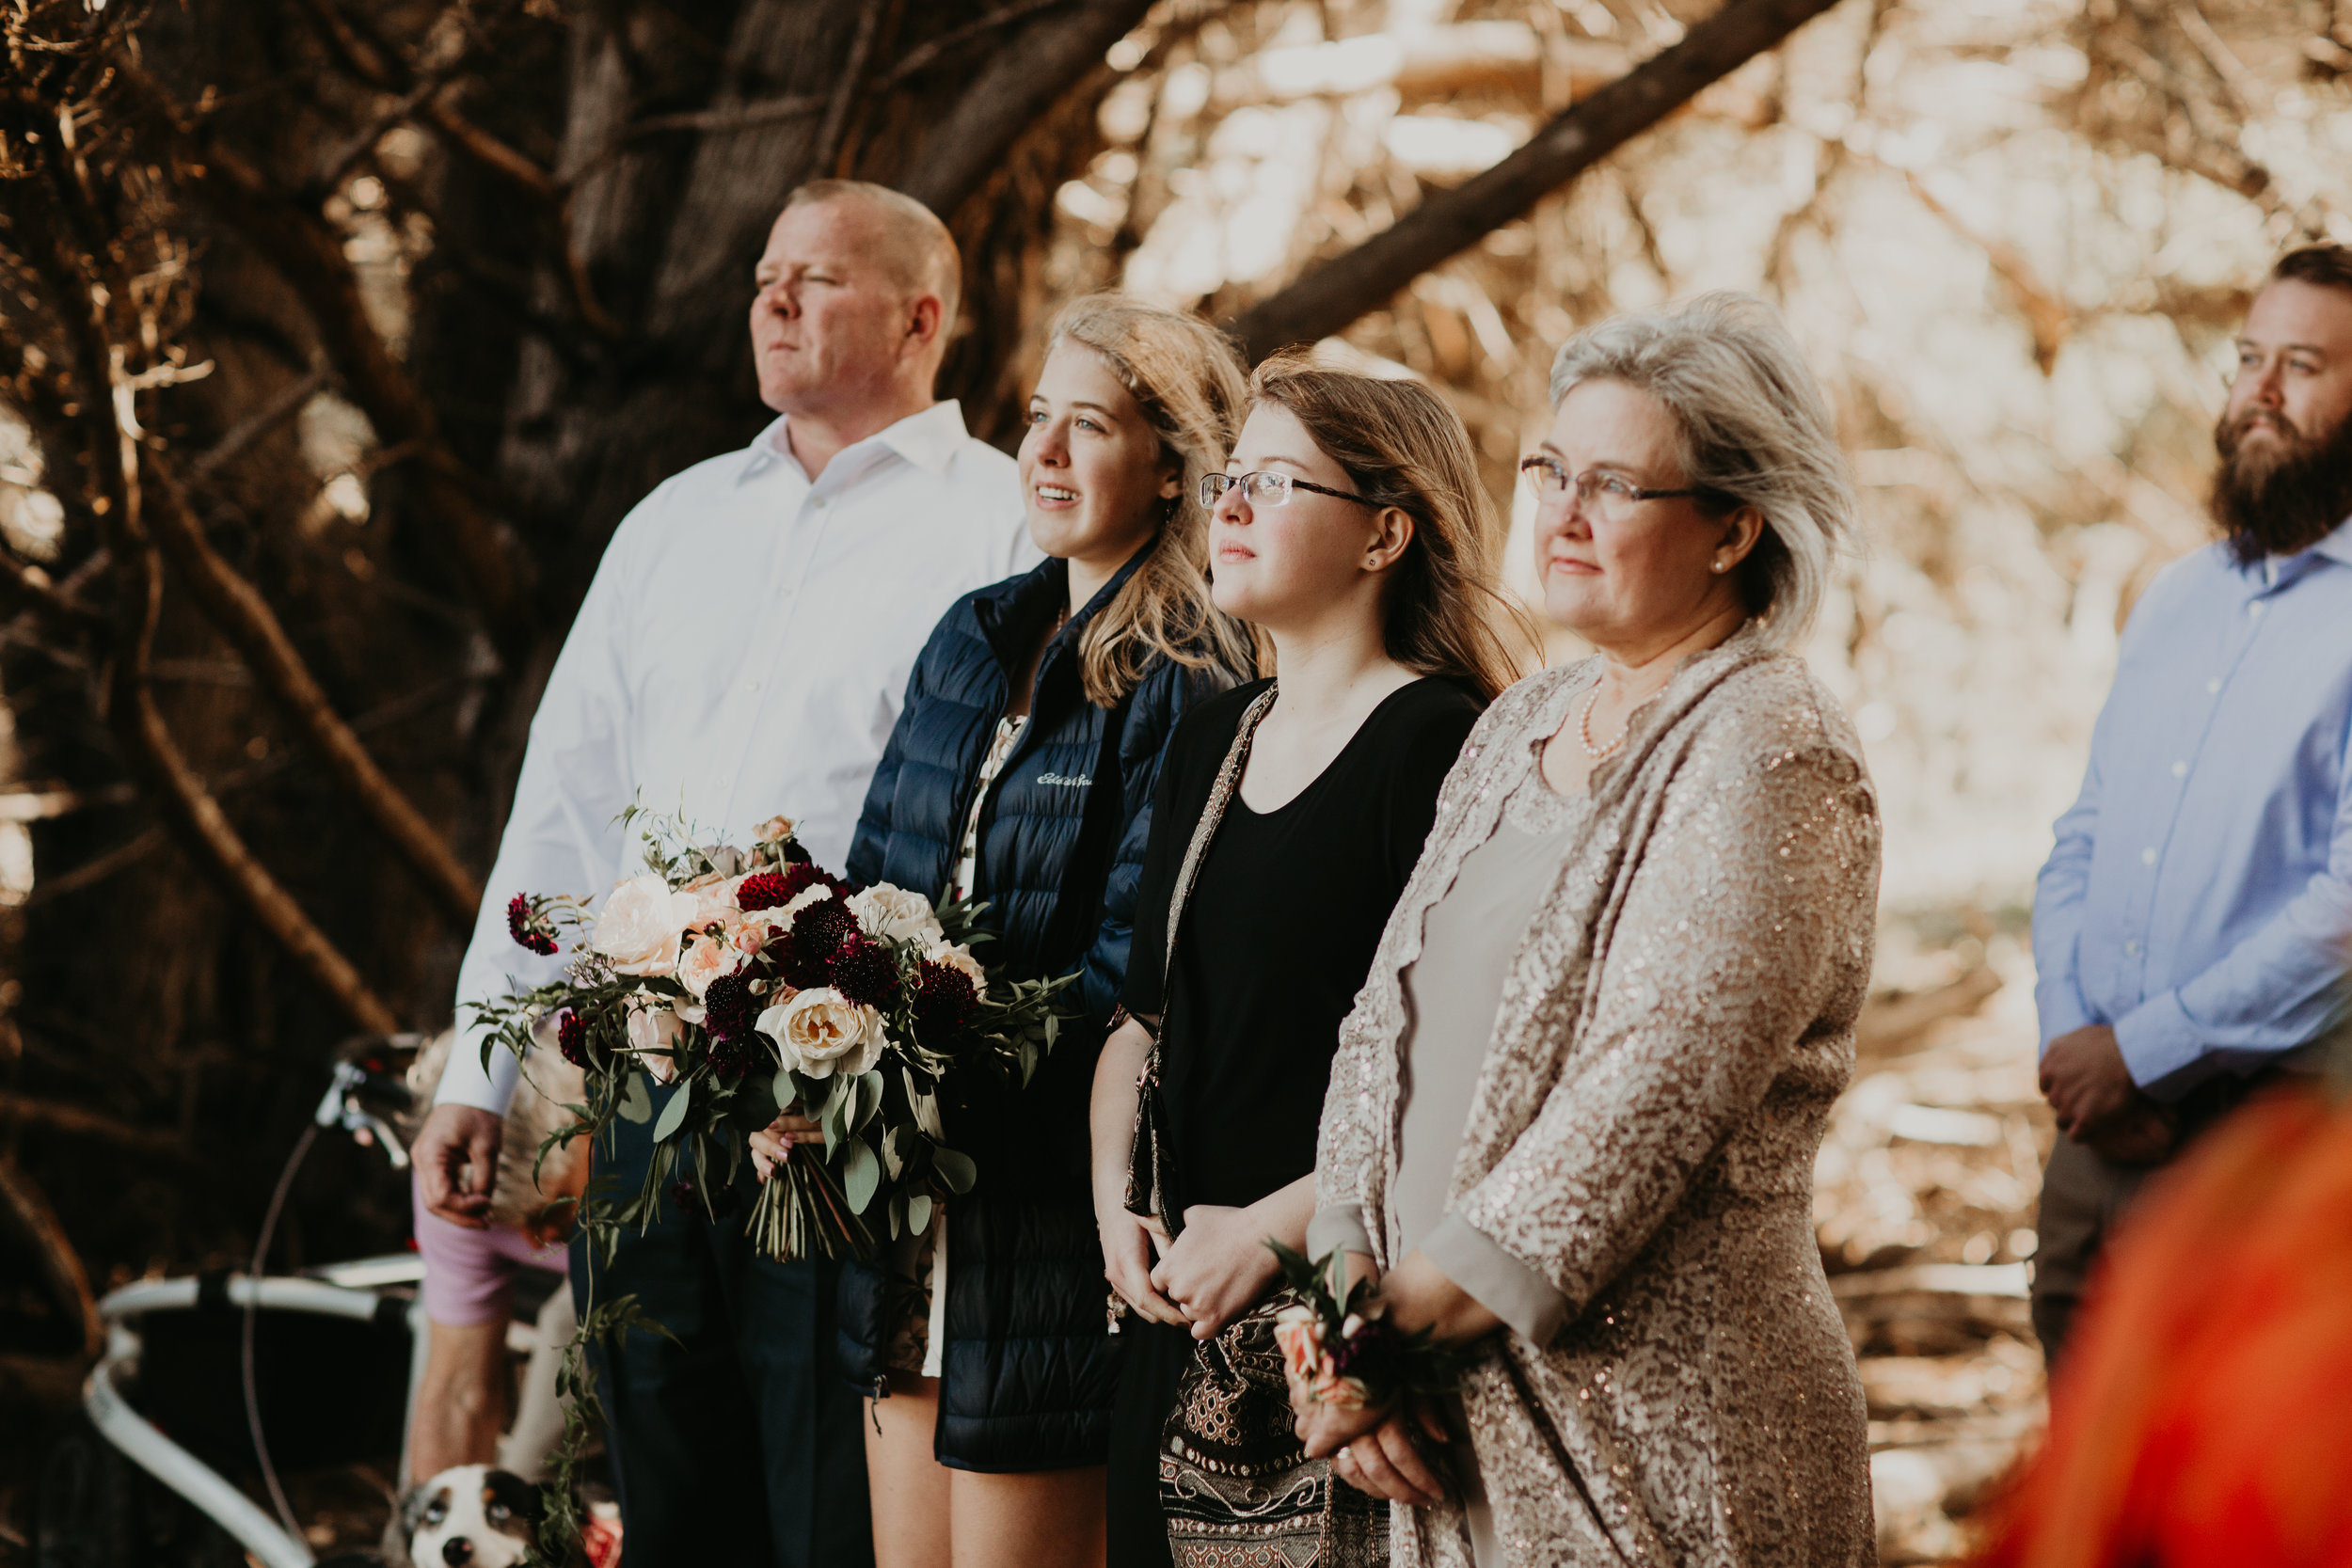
[1292,293,1880,1567]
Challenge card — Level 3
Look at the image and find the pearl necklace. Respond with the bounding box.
[1576,679,1662,760]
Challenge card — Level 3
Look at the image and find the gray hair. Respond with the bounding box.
[784,179,961,327]
[1548,292,1852,649]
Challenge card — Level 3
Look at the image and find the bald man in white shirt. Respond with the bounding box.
[414,181,1033,1566]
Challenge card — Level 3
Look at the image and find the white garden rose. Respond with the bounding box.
[757,987,886,1080]
[850,883,944,945]
[624,1002,683,1084]
[592,874,693,975]
[675,933,738,1000]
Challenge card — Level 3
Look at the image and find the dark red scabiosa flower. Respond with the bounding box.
[912,960,981,1044]
[826,933,902,1011]
[702,969,758,1040]
[709,1034,768,1082]
[669,1178,698,1215]
[507,894,558,956]
[557,1008,589,1068]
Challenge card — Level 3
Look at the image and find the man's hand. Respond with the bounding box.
[415,1103,503,1228]
[2041,1024,2174,1160]
[1152,1204,1282,1340]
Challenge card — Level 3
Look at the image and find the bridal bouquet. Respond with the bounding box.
[476,806,1071,1266]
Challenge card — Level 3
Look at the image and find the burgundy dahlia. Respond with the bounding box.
[735,870,792,911]
[912,960,980,1043]
[774,863,854,907]
[702,969,758,1040]
[827,933,902,1011]
[507,893,558,956]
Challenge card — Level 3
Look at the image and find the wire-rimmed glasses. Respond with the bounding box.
[1199,470,1372,509]
[1518,455,1698,519]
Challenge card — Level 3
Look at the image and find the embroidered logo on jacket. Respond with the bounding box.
[1036,771,1092,787]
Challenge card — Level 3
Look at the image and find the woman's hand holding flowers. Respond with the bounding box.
[747,1111,825,1181]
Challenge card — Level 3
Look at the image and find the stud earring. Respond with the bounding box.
[1710,559,1728,574]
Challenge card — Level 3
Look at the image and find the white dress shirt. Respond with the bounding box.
[439,401,1032,1114]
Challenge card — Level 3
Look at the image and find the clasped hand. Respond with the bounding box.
[2039,1023,2177,1164]
[1287,1370,1450,1508]
[1098,1203,1281,1337]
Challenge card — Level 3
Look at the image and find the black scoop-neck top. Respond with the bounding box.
[1120,674,1484,1213]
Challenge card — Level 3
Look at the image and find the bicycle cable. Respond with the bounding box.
[245,1120,318,1544]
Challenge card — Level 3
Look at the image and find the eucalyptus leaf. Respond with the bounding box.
[906,1192,933,1235]
[618,1070,654,1124]
[772,1068,798,1112]
[932,1146,977,1195]
[854,1069,884,1132]
[651,1082,691,1143]
[843,1136,881,1213]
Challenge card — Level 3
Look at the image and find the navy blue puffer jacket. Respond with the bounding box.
[839,547,1240,1470]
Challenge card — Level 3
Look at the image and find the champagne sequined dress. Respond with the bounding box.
[1313,624,1882,1568]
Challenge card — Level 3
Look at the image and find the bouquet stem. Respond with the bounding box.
[749,1142,878,1262]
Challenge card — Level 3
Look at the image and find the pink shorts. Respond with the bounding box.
[411,1175,567,1327]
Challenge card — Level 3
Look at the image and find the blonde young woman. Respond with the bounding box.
[1089,358,1532,1566]
[1295,293,1880,1567]
[752,295,1254,1568]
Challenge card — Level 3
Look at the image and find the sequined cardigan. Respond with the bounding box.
[1315,623,1882,1567]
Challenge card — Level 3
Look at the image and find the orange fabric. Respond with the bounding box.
[1971,1090,2352,1568]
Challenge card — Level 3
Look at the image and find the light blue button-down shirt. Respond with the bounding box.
[2033,518,2352,1095]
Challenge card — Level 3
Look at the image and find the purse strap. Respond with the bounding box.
[1133,684,1279,1125]
[1162,683,1279,979]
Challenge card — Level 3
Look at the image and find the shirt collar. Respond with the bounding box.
[738,400,972,483]
[2310,515,2352,569]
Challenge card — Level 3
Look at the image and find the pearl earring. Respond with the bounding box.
[1710,559,1728,574]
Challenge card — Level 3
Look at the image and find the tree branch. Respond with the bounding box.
[1226,0,1843,361]
[902,0,1159,217]
[17,156,404,1037]
[125,70,534,659]
[0,1157,104,1360]
[145,455,482,927]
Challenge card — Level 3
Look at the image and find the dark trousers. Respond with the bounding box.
[1105,1319,1189,1568]
[571,1085,874,1568]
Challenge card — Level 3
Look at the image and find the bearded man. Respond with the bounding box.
[2030,244,2352,1366]
[410,181,1032,1562]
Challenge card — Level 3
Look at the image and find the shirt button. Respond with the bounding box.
[747,679,764,692]
[2124,940,2140,956]
[2140,847,2157,865]
[2205,678,2221,693]
[2248,601,2265,618]
[2170,760,2187,778]
[717,775,732,790]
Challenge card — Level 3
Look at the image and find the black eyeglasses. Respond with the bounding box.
[1199,471,1373,509]
[1518,455,1697,517]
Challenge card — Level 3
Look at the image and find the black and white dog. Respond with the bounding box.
[386,1465,547,1568]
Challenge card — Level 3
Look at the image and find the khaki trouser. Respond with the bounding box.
[2027,1132,2154,1368]
[2029,1063,2308,1368]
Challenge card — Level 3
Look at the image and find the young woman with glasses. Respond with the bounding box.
[1089,356,1534,1566]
